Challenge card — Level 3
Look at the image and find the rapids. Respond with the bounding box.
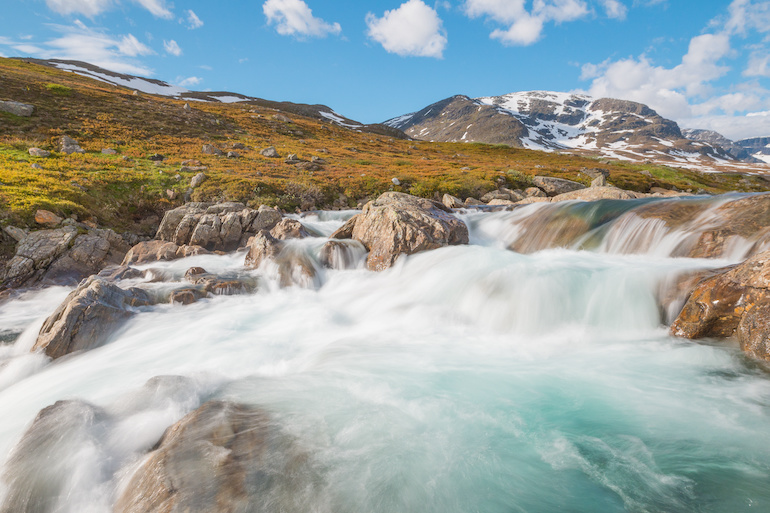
[0,195,769,512]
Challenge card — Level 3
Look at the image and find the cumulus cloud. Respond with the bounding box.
[163,39,182,56]
[177,76,201,87]
[464,0,591,46]
[366,0,447,58]
[745,51,770,77]
[600,0,627,19]
[7,22,154,75]
[263,0,341,38]
[186,10,204,29]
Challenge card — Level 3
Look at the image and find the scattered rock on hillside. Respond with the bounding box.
[32,276,151,359]
[273,113,292,123]
[591,175,607,187]
[101,148,117,155]
[114,400,317,513]
[28,147,50,157]
[671,250,770,361]
[148,153,164,161]
[232,142,247,150]
[0,100,34,117]
[260,146,280,158]
[201,144,223,156]
[30,163,43,170]
[531,176,586,196]
[310,156,326,165]
[122,240,208,265]
[59,136,84,154]
[336,192,469,271]
[190,172,207,188]
[226,151,240,158]
[34,209,62,227]
[285,154,302,164]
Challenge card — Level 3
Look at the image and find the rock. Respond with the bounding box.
[165,189,176,200]
[122,240,209,265]
[34,209,62,226]
[190,172,207,188]
[59,135,84,154]
[320,240,365,270]
[181,159,202,166]
[531,176,586,196]
[550,186,640,203]
[260,146,280,158]
[28,147,50,157]
[481,190,518,203]
[226,151,240,158]
[181,267,253,296]
[148,153,164,161]
[285,153,302,164]
[273,113,292,122]
[270,218,310,240]
[0,100,34,117]
[183,102,192,113]
[3,225,27,242]
[2,228,78,288]
[442,193,464,209]
[487,199,516,206]
[392,177,401,186]
[101,148,117,155]
[170,288,206,305]
[232,142,247,150]
[244,231,316,287]
[114,401,316,513]
[32,276,151,359]
[670,251,770,361]
[201,144,223,156]
[295,161,320,172]
[179,165,208,174]
[30,163,42,170]
[347,192,469,271]
[97,265,145,281]
[464,197,484,206]
[525,187,547,198]
[590,175,607,187]
[310,156,326,164]
[330,215,359,240]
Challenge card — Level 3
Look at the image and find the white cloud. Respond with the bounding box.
[46,0,112,17]
[186,10,204,29]
[177,76,201,87]
[463,0,590,46]
[366,0,447,58]
[6,23,154,76]
[163,39,182,56]
[132,0,173,19]
[263,0,341,38]
[745,51,770,77]
[725,0,770,35]
[600,0,627,19]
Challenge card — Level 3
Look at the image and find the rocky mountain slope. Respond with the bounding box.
[736,136,770,164]
[681,129,760,162]
[385,91,768,172]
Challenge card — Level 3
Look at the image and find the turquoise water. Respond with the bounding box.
[0,203,768,512]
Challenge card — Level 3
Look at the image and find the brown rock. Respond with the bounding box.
[170,288,206,305]
[34,209,62,226]
[442,193,464,209]
[350,192,469,271]
[270,218,310,240]
[532,176,586,196]
[329,215,359,239]
[550,186,640,203]
[122,240,209,265]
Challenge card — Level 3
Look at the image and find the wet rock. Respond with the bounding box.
[32,276,151,359]
[442,193,464,209]
[59,135,84,154]
[28,147,50,158]
[34,209,62,226]
[671,250,770,361]
[170,288,206,305]
[114,401,317,513]
[551,186,640,203]
[330,215,359,239]
[320,240,365,270]
[260,146,280,158]
[532,176,586,196]
[0,100,34,117]
[270,218,310,240]
[345,192,469,271]
[97,265,145,281]
[244,231,316,287]
[122,240,209,265]
[201,144,223,156]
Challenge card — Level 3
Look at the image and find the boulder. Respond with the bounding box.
[591,175,608,187]
[270,218,310,240]
[28,147,50,158]
[32,276,151,359]
[182,266,254,296]
[671,250,770,361]
[226,151,240,159]
[3,225,27,242]
[531,176,586,196]
[201,144,223,156]
[525,187,547,198]
[0,100,34,117]
[442,193,464,209]
[190,172,207,188]
[330,215,359,239]
[285,153,302,164]
[122,240,209,265]
[114,401,316,513]
[244,231,316,287]
[34,209,62,226]
[464,197,484,206]
[550,186,640,203]
[170,288,206,305]
[59,135,84,154]
[260,146,280,158]
[341,192,469,271]
[101,148,117,155]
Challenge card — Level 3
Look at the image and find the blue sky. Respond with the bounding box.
[1,1,769,140]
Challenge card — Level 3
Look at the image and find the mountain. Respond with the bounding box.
[21,58,405,139]
[385,91,766,171]
[736,136,770,164]
[681,129,760,163]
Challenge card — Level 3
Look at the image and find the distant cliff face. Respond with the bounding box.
[385,91,754,170]
[682,129,759,162]
[736,136,770,164]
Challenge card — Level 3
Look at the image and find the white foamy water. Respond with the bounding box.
[0,199,769,512]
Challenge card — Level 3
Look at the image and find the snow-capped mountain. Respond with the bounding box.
[23,58,403,138]
[736,136,770,164]
[385,92,766,170]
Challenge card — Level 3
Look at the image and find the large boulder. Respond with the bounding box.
[59,135,84,154]
[2,226,130,289]
[244,231,316,287]
[671,250,770,361]
[549,186,642,203]
[114,401,317,513]
[0,100,34,117]
[270,218,311,240]
[335,192,469,271]
[156,203,282,251]
[32,276,151,359]
[531,176,586,196]
[122,240,209,265]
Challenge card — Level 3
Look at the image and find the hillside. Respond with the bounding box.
[385,91,770,173]
[1,57,770,245]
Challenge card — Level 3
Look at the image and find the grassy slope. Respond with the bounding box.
[1,57,769,241]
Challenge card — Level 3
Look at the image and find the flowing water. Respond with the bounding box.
[0,196,769,512]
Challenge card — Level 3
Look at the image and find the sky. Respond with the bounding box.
[1,1,770,140]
